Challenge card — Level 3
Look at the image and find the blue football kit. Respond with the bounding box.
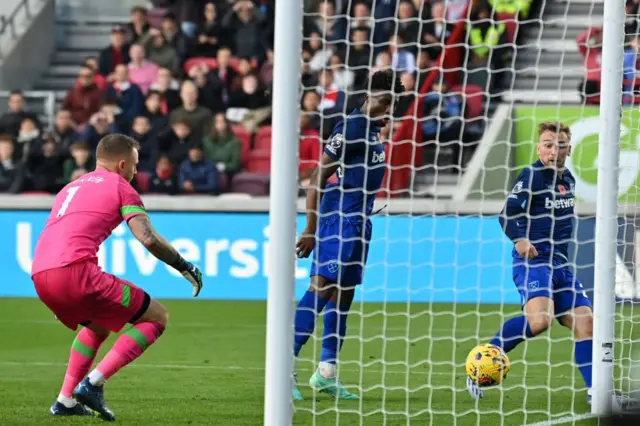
[309,109,386,285]
[500,160,591,315]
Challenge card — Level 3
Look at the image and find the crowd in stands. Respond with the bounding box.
[0,0,537,195]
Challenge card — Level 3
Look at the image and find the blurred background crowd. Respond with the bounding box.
[0,0,636,197]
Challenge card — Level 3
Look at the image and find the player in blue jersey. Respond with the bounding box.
[466,122,598,403]
[292,69,404,400]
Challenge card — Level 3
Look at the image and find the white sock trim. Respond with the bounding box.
[57,394,77,408]
[88,369,106,386]
[318,361,336,379]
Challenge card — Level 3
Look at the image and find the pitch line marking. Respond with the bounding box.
[0,360,578,381]
[523,413,594,426]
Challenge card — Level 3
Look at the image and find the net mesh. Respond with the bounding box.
[293,0,640,425]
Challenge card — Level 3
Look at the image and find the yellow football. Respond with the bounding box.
[465,343,510,387]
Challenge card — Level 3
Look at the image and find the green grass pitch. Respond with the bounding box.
[1,298,637,425]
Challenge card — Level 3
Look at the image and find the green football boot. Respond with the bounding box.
[309,369,359,400]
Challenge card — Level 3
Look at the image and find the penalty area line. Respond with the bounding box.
[523,413,594,426]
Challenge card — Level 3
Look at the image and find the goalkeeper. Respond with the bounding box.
[467,122,596,403]
[293,69,403,401]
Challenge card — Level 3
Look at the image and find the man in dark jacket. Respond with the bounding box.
[178,144,218,194]
[106,64,145,128]
[99,26,131,77]
[0,134,21,192]
[0,91,41,138]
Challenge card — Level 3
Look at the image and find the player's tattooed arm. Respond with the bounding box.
[128,215,182,266]
[297,153,340,258]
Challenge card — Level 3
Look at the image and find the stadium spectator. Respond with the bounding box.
[390,34,416,73]
[15,117,42,163]
[306,31,334,73]
[577,26,603,103]
[350,1,375,31]
[221,0,267,61]
[49,110,80,155]
[144,32,180,76]
[316,69,346,118]
[179,144,219,194]
[489,0,534,20]
[83,56,108,90]
[348,27,372,88]
[189,64,225,113]
[101,98,130,134]
[159,118,197,165]
[63,141,94,183]
[328,54,354,91]
[148,154,178,195]
[202,113,242,179]
[624,35,640,103]
[422,80,465,171]
[394,72,417,125]
[82,111,120,151]
[260,48,274,89]
[159,13,190,61]
[170,80,213,139]
[373,50,393,73]
[193,1,222,58]
[106,64,145,125]
[445,0,470,21]
[130,115,158,173]
[144,91,170,135]
[0,91,41,138]
[208,47,237,106]
[395,1,420,54]
[128,44,159,95]
[300,49,319,88]
[421,1,452,60]
[149,67,182,113]
[301,90,322,132]
[63,66,104,127]
[228,74,271,133]
[466,3,508,95]
[26,135,65,194]
[126,6,150,44]
[416,50,433,88]
[298,115,321,185]
[304,0,346,47]
[0,134,21,193]
[231,57,255,92]
[626,0,640,37]
[98,26,130,78]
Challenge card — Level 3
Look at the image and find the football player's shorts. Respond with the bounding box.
[310,217,372,286]
[513,256,592,318]
[32,260,150,332]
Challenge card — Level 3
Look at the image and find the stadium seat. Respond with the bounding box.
[231,124,253,165]
[218,172,229,193]
[230,172,269,196]
[229,57,258,71]
[245,150,271,175]
[184,57,219,75]
[254,125,272,151]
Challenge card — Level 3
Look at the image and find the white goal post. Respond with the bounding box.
[264,0,639,424]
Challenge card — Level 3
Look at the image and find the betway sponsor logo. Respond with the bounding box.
[544,197,575,210]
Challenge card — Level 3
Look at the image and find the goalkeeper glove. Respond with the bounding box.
[171,255,204,297]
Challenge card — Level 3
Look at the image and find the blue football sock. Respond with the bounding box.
[293,290,329,357]
[490,315,534,353]
[320,301,351,364]
[575,339,593,388]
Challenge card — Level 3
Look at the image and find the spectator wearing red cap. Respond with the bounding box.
[63,65,104,127]
[99,26,131,78]
[128,44,159,95]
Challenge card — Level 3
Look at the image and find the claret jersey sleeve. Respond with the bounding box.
[500,167,536,243]
[118,180,147,222]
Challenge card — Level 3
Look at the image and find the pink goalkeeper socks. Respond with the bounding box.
[92,322,165,382]
[60,328,108,398]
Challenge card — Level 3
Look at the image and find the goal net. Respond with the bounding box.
[290,0,640,425]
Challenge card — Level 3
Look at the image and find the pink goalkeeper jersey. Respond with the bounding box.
[31,170,146,275]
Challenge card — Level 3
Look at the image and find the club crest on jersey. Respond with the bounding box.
[512,181,523,194]
[558,185,567,195]
[326,133,344,155]
[528,280,540,291]
[327,261,339,273]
